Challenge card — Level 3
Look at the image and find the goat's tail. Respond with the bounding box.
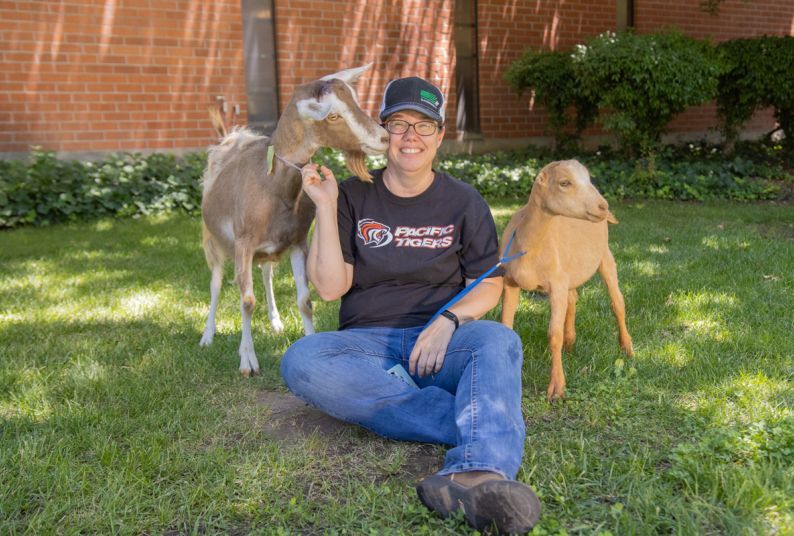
[345,151,373,183]
[606,210,619,224]
[208,106,228,138]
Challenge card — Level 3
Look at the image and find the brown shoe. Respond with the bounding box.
[416,473,541,534]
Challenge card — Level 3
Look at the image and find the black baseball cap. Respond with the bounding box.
[379,77,445,124]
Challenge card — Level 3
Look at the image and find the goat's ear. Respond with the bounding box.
[296,99,333,121]
[535,162,561,187]
[320,63,372,85]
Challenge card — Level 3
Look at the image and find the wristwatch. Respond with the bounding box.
[440,309,459,329]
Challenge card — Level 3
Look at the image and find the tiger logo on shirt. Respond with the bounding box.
[357,218,394,248]
[357,219,455,249]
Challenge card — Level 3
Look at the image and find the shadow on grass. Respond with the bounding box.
[0,313,445,533]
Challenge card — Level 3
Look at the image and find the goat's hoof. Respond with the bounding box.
[240,368,251,378]
[547,393,565,404]
[546,384,566,403]
[270,319,285,334]
[199,334,214,346]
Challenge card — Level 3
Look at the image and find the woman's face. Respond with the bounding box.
[384,109,444,177]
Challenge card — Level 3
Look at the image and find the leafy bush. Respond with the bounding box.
[504,49,597,149]
[1,143,787,229]
[717,36,794,150]
[0,149,205,228]
[438,145,783,202]
[572,31,722,155]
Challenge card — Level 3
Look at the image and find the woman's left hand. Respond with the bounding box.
[409,316,456,377]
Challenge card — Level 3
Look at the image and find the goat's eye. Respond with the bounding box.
[327,112,339,121]
[559,181,571,187]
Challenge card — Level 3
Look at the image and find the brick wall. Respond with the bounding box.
[273,0,456,133]
[0,0,247,155]
[634,0,794,39]
[1,0,792,156]
[0,0,456,156]
[476,0,616,139]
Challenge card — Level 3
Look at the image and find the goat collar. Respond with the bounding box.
[276,153,307,173]
[265,145,308,175]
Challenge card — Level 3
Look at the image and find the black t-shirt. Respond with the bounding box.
[336,168,503,329]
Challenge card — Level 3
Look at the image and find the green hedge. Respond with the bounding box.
[438,145,784,201]
[1,145,787,229]
[0,149,205,228]
[504,49,597,149]
[507,32,794,156]
[573,31,721,156]
[716,36,794,150]
[506,31,721,156]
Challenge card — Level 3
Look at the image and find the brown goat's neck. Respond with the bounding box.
[270,107,317,166]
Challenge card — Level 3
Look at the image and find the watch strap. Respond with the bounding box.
[440,309,459,329]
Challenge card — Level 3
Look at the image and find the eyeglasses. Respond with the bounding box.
[382,119,442,136]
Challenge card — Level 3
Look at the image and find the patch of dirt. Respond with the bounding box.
[258,390,444,483]
[749,221,794,242]
[258,390,354,444]
[406,444,444,479]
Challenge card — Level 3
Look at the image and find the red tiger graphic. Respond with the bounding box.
[357,218,393,248]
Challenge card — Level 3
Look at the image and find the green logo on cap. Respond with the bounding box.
[420,89,439,107]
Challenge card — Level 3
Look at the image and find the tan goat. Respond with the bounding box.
[200,64,389,376]
[500,160,633,401]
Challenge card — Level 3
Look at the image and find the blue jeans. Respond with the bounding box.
[280,320,526,479]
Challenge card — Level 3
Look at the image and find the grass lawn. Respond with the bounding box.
[1,200,792,534]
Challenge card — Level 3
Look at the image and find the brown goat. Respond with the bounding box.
[500,160,633,401]
[199,64,389,376]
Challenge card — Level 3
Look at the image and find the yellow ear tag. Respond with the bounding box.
[266,145,275,175]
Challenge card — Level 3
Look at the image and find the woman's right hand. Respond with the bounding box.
[301,164,337,207]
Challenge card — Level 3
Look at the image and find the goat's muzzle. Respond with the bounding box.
[361,129,390,156]
[585,199,610,222]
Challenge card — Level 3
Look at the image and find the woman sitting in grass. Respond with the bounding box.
[280,76,540,534]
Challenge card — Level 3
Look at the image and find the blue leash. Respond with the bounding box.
[424,229,526,329]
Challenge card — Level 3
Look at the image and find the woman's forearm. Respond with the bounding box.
[447,277,503,324]
[307,203,352,301]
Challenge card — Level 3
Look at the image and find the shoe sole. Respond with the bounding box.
[462,480,541,534]
[416,475,465,518]
[416,476,541,534]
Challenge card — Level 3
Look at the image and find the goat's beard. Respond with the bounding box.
[345,151,372,183]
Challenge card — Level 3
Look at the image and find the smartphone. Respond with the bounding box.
[386,364,419,389]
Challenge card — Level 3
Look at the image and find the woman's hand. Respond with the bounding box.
[301,164,337,207]
[409,316,456,377]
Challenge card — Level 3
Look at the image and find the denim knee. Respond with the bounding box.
[280,335,317,394]
[460,320,523,366]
